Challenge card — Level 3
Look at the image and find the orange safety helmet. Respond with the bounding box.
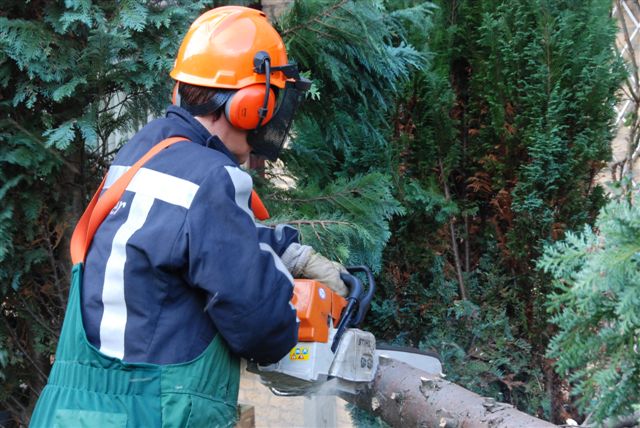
[171,6,289,90]
[170,6,311,160]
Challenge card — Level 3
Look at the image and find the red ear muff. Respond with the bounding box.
[225,84,276,130]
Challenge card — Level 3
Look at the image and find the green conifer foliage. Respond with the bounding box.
[373,0,624,421]
[278,0,427,183]
[0,0,628,423]
[0,0,428,422]
[540,194,640,421]
[0,1,208,423]
[258,0,430,269]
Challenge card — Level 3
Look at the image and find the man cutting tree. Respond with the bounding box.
[30,6,347,427]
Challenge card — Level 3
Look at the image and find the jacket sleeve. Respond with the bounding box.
[255,223,300,257]
[185,165,298,364]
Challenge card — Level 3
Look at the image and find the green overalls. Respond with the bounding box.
[29,264,240,428]
[30,138,240,427]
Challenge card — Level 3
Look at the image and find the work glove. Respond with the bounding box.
[281,243,349,297]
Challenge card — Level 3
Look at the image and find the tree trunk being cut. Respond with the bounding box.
[343,357,557,427]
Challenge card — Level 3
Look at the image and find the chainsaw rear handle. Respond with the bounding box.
[342,265,375,327]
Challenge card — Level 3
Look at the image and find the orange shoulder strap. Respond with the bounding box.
[70,136,272,263]
[250,190,270,221]
[70,137,187,264]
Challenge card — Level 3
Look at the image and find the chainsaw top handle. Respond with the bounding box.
[331,266,375,352]
[340,265,375,327]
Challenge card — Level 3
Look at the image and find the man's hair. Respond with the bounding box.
[178,82,224,119]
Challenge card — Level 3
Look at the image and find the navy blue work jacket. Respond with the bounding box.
[81,106,299,365]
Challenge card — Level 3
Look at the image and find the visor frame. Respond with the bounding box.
[247,77,311,161]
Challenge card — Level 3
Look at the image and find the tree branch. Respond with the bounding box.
[17,294,59,339]
[618,0,640,103]
[284,219,353,228]
[439,159,468,300]
[267,190,358,204]
[281,0,349,37]
[5,119,79,174]
[1,315,48,383]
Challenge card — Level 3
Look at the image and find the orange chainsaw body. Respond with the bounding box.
[292,279,347,343]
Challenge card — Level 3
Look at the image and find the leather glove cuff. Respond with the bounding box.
[281,243,348,297]
[281,243,314,276]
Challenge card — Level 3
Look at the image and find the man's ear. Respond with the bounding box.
[202,109,224,124]
[195,111,221,126]
[210,111,224,123]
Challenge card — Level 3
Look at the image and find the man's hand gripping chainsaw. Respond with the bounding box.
[249,266,377,396]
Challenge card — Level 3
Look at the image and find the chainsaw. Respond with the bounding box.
[248,266,443,396]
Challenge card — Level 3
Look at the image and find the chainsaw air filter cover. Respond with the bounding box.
[291,279,346,343]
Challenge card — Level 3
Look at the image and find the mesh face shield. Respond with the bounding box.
[247,78,310,161]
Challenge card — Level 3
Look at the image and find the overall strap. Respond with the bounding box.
[70,137,188,264]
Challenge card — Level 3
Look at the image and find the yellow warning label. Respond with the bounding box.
[289,347,310,361]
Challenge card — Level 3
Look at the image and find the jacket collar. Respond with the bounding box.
[165,105,241,165]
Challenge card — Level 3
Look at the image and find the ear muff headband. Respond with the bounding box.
[225,84,276,130]
[181,91,233,117]
[175,79,276,130]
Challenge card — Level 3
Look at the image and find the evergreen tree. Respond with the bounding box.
[0,1,208,423]
[0,0,628,424]
[372,0,624,421]
[539,191,640,422]
[257,0,429,270]
[0,0,429,423]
